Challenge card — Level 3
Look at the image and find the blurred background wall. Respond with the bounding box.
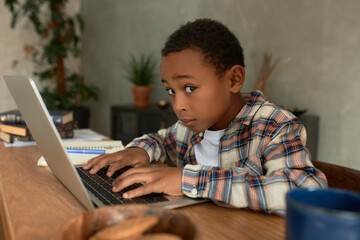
[1,0,360,170]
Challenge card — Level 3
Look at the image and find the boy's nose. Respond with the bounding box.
[173,94,187,112]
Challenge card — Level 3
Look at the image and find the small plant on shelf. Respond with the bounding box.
[124,53,156,86]
[123,53,157,108]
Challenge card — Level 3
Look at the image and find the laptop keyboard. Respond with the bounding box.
[76,166,168,206]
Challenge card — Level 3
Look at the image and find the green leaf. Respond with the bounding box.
[11,59,18,68]
[4,0,100,110]
[10,11,19,28]
[76,14,85,31]
[5,0,19,13]
[34,69,54,82]
[123,53,157,86]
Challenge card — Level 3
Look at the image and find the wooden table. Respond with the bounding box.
[0,143,285,240]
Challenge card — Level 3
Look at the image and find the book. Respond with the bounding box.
[0,109,23,124]
[0,121,78,138]
[0,123,30,136]
[37,140,124,166]
[55,121,78,132]
[0,130,34,143]
[0,109,73,125]
[50,110,74,125]
[58,129,75,139]
[0,128,75,143]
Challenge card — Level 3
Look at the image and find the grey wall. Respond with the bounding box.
[1,1,359,170]
[81,0,360,170]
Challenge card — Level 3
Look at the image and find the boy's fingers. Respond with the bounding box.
[112,166,152,180]
[112,171,155,192]
[122,183,158,199]
[112,167,157,187]
[111,166,183,197]
[82,155,104,170]
[82,155,101,169]
[106,160,130,177]
[106,156,150,177]
[84,153,121,174]
[84,148,150,176]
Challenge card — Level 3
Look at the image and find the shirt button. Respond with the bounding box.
[199,132,203,137]
[191,188,198,195]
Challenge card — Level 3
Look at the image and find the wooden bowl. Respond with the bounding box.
[54,204,196,240]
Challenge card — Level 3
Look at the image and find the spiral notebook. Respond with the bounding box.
[37,140,124,166]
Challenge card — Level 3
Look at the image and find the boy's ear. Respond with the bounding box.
[227,65,245,93]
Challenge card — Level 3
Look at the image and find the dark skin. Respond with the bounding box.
[83,49,246,199]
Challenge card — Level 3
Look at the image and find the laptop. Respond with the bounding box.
[3,75,206,210]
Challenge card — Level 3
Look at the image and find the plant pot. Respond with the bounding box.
[131,86,152,108]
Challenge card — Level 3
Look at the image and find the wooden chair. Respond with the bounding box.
[312,160,360,194]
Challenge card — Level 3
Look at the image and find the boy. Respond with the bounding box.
[84,19,327,215]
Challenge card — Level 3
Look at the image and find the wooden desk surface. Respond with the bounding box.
[0,143,285,240]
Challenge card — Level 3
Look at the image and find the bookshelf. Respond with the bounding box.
[111,105,178,145]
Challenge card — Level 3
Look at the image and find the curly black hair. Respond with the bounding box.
[161,19,245,77]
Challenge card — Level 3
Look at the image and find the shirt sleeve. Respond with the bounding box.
[125,121,180,165]
[181,121,328,215]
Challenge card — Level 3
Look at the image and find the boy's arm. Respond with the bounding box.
[125,121,180,164]
[181,121,327,215]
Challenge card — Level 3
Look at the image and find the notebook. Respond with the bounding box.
[37,140,125,166]
[3,75,206,210]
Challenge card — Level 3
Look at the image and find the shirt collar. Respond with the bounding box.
[190,91,267,142]
[231,90,267,126]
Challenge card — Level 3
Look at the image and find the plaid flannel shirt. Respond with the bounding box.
[126,91,327,215]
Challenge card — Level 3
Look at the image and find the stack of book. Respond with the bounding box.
[0,109,78,143]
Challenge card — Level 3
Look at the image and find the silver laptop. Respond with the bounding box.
[3,75,205,210]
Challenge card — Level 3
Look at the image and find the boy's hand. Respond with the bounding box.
[112,166,184,198]
[83,147,150,177]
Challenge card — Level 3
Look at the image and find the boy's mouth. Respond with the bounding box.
[180,118,196,127]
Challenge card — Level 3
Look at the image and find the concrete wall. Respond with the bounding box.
[1,1,360,170]
[0,4,35,111]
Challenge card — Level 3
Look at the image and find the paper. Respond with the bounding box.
[3,129,107,147]
[37,140,124,166]
[63,140,124,150]
[37,153,101,166]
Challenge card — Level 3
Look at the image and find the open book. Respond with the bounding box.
[37,140,124,166]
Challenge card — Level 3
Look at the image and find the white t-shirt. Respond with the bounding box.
[194,129,225,167]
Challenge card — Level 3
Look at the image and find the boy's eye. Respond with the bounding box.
[166,88,175,95]
[185,86,196,93]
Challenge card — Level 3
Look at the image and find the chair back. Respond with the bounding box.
[312,160,360,194]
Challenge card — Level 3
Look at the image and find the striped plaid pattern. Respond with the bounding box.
[127,91,327,215]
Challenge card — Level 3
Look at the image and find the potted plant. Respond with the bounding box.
[123,53,156,108]
[5,0,99,128]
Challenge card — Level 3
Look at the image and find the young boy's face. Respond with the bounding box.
[160,49,242,132]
